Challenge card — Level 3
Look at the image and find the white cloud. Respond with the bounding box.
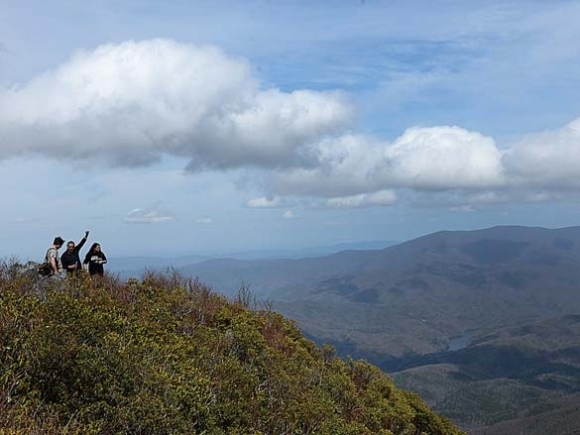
[449,205,476,213]
[0,39,354,169]
[246,196,284,208]
[12,217,36,224]
[282,210,296,219]
[268,134,386,197]
[503,118,580,187]
[124,205,176,223]
[268,126,505,201]
[383,126,505,189]
[195,217,213,224]
[325,190,397,208]
[3,38,580,212]
[262,119,580,208]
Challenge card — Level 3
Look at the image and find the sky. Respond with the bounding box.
[1,0,580,259]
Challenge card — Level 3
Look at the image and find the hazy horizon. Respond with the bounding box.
[7,222,580,263]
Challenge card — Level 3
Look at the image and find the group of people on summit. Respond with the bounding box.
[44,231,107,277]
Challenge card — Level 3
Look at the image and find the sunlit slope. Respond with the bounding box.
[0,267,464,435]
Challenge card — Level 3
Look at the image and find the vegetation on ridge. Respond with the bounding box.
[0,261,464,435]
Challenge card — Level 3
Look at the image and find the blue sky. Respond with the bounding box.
[1,0,580,258]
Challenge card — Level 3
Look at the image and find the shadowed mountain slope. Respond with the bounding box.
[392,314,580,434]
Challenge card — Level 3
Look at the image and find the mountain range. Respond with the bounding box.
[168,225,580,433]
[109,239,398,277]
[176,226,580,352]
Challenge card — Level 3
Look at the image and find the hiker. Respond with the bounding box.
[43,236,65,276]
[61,231,90,275]
[83,242,107,276]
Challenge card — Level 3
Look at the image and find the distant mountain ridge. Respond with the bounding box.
[109,239,398,278]
[179,225,580,355]
[174,225,580,434]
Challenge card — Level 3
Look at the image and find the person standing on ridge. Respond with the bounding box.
[61,231,90,275]
[45,236,65,276]
[83,242,107,276]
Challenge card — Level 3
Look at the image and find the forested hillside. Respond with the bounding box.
[0,262,464,435]
[175,225,580,433]
[180,226,580,358]
[391,314,580,434]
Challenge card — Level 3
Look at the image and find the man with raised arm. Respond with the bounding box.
[61,231,90,275]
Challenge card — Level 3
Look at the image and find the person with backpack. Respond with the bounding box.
[83,242,107,276]
[41,236,66,276]
[61,231,90,275]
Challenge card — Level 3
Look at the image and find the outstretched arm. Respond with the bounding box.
[77,230,90,251]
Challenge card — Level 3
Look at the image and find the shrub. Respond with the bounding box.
[0,264,465,435]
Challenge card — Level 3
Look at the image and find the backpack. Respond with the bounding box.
[38,262,52,276]
[39,247,57,276]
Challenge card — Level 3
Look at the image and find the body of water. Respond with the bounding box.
[447,331,473,351]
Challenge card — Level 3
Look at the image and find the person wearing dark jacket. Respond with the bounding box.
[83,242,107,276]
[61,231,89,275]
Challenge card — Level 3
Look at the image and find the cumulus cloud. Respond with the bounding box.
[282,210,296,219]
[259,120,577,208]
[124,205,175,223]
[4,38,580,210]
[243,116,580,208]
[382,126,505,189]
[268,126,505,200]
[267,134,386,197]
[503,118,580,187]
[0,39,354,169]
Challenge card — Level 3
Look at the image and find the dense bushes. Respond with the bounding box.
[0,262,465,435]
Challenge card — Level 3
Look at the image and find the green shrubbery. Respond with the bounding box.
[0,261,465,435]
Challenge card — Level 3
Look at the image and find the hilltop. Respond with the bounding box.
[0,262,464,435]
